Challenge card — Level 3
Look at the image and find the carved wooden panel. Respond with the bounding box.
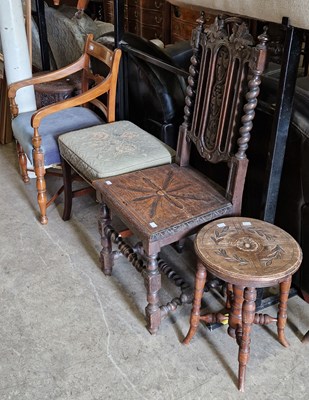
[183,15,268,164]
[34,74,81,108]
[94,164,233,241]
[195,217,302,287]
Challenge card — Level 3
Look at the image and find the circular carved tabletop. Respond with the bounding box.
[195,217,302,287]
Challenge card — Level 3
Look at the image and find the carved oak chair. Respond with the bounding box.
[60,15,268,334]
[7,34,120,224]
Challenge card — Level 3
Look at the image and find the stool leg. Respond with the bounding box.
[61,158,73,221]
[238,287,256,392]
[183,259,207,345]
[226,283,234,310]
[228,285,244,339]
[277,275,292,348]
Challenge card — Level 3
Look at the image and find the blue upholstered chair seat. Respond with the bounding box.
[12,107,103,166]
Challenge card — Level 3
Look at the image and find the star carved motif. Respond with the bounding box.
[116,170,213,219]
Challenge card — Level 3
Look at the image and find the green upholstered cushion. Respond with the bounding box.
[58,120,176,181]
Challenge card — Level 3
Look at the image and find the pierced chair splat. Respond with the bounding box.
[60,14,268,334]
[7,34,121,224]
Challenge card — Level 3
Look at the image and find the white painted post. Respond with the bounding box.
[0,0,36,113]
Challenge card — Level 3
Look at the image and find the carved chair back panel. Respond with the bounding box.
[186,16,267,164]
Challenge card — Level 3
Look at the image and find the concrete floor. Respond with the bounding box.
[1,141,309,400]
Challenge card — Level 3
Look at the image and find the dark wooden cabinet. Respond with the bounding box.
[104,0,168,41]
[46,1,214,44]
[103,1,217,44]
[170,5,215,42]
[103,0,114,23]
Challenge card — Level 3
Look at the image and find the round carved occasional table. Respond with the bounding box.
[183,217,302,392]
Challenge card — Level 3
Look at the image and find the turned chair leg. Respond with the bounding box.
[33,148,48,225]
[16,141,30,183]
[183,259,207,345]
[277,276,292,347]
[238,287,256,392]
[98,203,114,276]
[61,158,73,221]
[144,252,161,334]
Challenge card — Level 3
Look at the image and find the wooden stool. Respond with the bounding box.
[183,217,302,392]
[34,73,81,108]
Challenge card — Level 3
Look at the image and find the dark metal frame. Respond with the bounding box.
[35,0,50,70]
[261,20,302,222]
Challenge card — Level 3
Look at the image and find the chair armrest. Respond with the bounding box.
[7,55,86,116]
[31,76,112,129]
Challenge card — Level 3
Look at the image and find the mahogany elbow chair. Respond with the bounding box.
[59,14,268,334]
[7,34,121,224]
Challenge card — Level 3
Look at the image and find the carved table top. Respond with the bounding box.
[195,217,303,287]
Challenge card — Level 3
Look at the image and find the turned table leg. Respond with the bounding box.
[277,275,292,347]
[228,285,245,339]
[183,259,207,345]
[238,287,256,392]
